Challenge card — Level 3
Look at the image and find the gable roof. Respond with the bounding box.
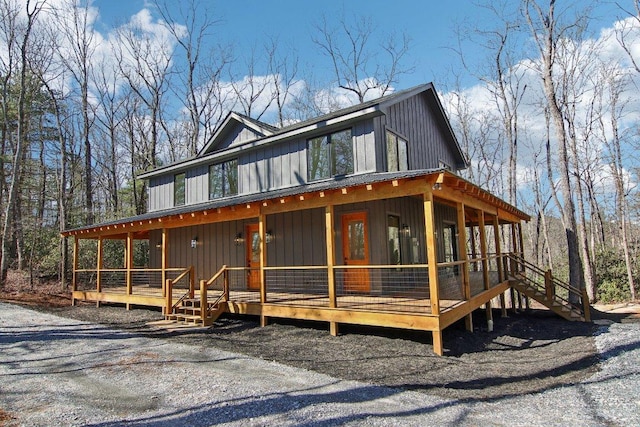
[138,83,467,179]
[198,111,278,156]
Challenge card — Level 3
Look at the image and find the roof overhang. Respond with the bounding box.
[62,170,530,239]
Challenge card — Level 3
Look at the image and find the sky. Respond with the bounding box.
[91,0,627,92]
[47,0,640,204]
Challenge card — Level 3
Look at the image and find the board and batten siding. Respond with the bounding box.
[214,125,263,152]
[148,174,174,212]
[380,92,459,172]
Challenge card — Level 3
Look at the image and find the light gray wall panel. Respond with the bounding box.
[186,165,208,204]
[217,126,262,151]
[148,175,174,211]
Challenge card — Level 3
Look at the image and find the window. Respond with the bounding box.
[209,159,238,199]
[388,215,401,265]
[307,129,353,181]
[386,130,408,172]
[174,173,185,206]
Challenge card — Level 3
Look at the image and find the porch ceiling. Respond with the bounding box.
[62,169,529,239]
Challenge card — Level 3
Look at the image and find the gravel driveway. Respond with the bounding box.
[1,302,639,426]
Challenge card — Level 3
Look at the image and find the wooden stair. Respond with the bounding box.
[510,275,585,321]
[165,297,227,327]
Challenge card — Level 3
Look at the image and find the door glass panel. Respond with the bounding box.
[348,220,365,260]
[251,231,260,262]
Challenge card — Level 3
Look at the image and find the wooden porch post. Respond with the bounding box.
[96,236,103,308]
[161,228,168,297]
[423,189,443,356]
[71,236,79,306]
[325,205,338,336]
[457,202,472,332]
[259,212,268,327]
[126,232,134,310]
[510,223,521,311]
[478,210,492,331]
[493,216,507,318]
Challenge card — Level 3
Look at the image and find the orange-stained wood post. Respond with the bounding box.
[258,212,268,327]
[493,216,508,318]
[478,210,493,331]
[126,232,134,310]
[71,236,79,306]
[165,279,173,315]
[161,228,168,297]
[424,188,443,356]
[200,279,207,323]
[96,236,103,308]
[325,204,339,336]
[457,202,472,332]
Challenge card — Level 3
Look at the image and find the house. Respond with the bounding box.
[62,83,589,355]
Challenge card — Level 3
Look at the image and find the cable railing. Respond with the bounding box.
[74,267,193,296]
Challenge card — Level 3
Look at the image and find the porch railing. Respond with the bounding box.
[164,266,195,315]
[74,267,194,297]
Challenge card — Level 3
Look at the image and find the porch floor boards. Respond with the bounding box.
[74,286,469,315]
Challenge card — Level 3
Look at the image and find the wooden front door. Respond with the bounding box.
[246,223,261,290]
[341,212,370,292]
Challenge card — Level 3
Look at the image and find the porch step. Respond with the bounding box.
[510,279,585,322]
[165,299,228,327]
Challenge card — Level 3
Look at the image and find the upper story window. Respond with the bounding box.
[386,130,408,172]
[209,158,238,199]
[307,129,353,181]
[174,172,185,206]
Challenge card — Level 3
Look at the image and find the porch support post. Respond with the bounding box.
[259,212,268,327]
[457,202,472,332]
[71,236,79,306]
[493,216,507,317]
[161,228,168,298]
[510,223,521,311]
[325,204,338,336]
[478,210,492,331]
[126,232,134,310]
[424,189,443,356]
[96,236,103,308]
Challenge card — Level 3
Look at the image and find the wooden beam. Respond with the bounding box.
[478,210,490,291]
[161,228,168,297]
[126,232,134,309]
[457,202,472,332]
[96,237,103,307]
[439,280,511,329]
[258,212,268,327]
[423,190,440,315]
[71,236,79,306]
[325,205,338,336]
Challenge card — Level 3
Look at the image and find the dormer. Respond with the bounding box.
[198,112,278,155]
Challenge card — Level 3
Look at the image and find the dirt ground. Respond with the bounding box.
[1,274,637,402]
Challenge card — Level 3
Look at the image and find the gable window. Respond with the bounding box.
[307,129,353,181]
[386,130,408,172]
[209,159,238,199]
[174,173,185,206]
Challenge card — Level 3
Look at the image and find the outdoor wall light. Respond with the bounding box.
[401,224,411,237]
[234,233,244,245]
[433,182,443,191]
[265,230,273,244]
[155,241,162,249]
[190,237,198,248]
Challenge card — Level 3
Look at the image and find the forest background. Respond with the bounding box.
[0,0,638,304]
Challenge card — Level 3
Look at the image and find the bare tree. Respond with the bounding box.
[523,0,586,295]
[0,0,44,285]
[616,0,640,74]
[312,14,412,103]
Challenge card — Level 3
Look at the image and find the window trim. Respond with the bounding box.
[209,158,238,200]
[307,128,354,182]
[174,172,185,206]
[386,128,409,172]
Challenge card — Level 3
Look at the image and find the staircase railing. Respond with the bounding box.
[505,253,590,321]
[199,265,230,322]
[164,266,195,315]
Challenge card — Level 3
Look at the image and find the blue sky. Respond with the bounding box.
[92,0,625,92]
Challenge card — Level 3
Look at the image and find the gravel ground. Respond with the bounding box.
[1,302,639,426]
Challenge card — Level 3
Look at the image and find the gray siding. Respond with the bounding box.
[216,125,262,151]
[148,175,174,212]
[265,208,326,266]
[384,93,459,172]
[186,165,208,204]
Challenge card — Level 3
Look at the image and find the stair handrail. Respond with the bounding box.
[506,253,590,319]
[164,266,194,314]
[200,265,229,322]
